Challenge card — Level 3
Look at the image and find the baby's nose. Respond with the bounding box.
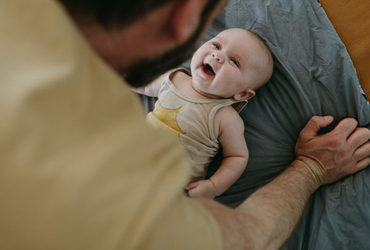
[212,52,224,63]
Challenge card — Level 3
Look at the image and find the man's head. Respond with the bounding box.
[59,0,225,87]
[60,0,178,28]
[190,28,273,100]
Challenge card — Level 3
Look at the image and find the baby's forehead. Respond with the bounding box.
[218,30,269,52]
[214,31,251,47]
[214,30,255,47]
[217,28,251,38]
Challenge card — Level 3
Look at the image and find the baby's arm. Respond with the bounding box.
[186,106,249,199]
[132,74,165,97]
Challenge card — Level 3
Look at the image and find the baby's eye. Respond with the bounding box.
[212,43,221,50]
[231,58,240,67]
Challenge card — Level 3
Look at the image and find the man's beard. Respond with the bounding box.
[124,30,199,88]
[124,0,220,88]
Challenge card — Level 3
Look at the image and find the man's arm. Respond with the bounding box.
[197,116,370,250]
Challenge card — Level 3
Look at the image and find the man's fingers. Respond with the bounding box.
[296,116,369,185]
[353,141,370,160]
[333,118,359,139]
[300,116,334,141]
[354,157,370,173]
[347,127,370,174]
[347,127,370,148]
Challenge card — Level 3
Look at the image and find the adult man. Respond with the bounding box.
[0,0,369,250]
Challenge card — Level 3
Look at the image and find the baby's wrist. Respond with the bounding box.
[208,178,220,197]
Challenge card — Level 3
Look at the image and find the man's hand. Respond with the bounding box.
[186,180,217,199]
[197,116,370,250]
[295,116,370,185]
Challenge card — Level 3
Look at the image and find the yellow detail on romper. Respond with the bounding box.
[149,101,185,135]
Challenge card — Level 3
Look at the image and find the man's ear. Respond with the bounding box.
[168,0,205,43]
[233,90,256,101]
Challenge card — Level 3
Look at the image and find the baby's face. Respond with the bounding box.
[190,28,271,100]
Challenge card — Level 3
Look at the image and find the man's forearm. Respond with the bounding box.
[235,160,318,249]
[197,159,318,250]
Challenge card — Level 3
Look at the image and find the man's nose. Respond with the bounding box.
[212,52,224,63]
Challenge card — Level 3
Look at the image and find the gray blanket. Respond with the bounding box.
[201,0,370,249]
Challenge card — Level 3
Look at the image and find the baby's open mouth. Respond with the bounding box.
[202,64,215,76]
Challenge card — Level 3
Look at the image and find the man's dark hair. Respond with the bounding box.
[59,0,222,87]
[59,0,176,28]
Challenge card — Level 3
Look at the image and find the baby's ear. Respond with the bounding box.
[233,90,255,101]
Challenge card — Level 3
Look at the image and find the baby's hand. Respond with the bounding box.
[185,180,216,199]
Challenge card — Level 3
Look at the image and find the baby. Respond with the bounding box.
[136,28,273,199]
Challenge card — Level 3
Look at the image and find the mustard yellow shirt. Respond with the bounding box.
[0,1,222,249]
